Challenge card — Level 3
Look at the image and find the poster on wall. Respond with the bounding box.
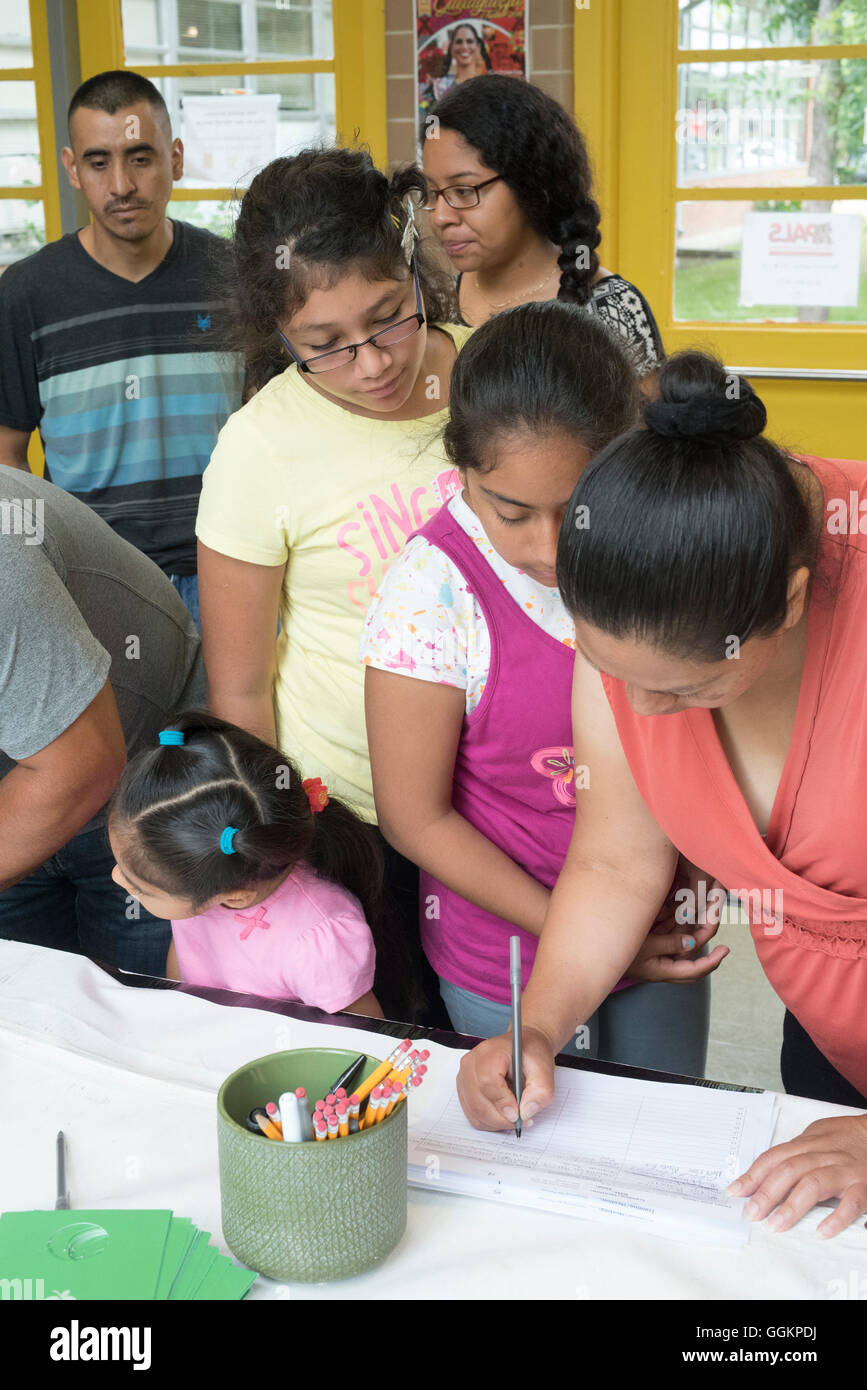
[416,0,528,128]
[181,94,281,186]
[740,211,862,308]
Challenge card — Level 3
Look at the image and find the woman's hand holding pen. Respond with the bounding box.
[457,1025,556,1132]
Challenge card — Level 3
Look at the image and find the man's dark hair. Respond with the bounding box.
[68,69,171,133]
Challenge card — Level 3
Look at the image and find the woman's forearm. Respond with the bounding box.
[383,806,551,936]
[521,859,673,1052]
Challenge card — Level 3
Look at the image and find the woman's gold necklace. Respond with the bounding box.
[472,264,559,310]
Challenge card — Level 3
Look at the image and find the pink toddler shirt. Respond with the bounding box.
[171,861,375,1014]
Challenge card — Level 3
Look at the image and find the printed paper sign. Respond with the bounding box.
[740,211,862,308]
[181,94,281,186]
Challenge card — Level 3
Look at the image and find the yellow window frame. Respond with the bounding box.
[575,0,867,459]
[76,0,388,179]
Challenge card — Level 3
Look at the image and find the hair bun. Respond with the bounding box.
[644,379,766,442]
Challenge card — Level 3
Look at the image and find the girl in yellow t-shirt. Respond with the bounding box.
[196,148,470,818]
[195,149,470,1021]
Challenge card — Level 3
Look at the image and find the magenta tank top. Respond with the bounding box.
[415,503,584,1004]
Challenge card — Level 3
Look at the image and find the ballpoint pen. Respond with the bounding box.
[510,936,523,1140]
[55,1130,70,1209]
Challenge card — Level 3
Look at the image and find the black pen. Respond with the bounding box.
[325,1054,367,1099]
[510,936,523,1140]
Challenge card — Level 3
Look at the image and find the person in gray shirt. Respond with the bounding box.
[0,464,205,973]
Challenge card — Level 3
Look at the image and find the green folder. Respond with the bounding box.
[0,1209,173,1300]
[0,1210,258,1300]
[193,1256,258,1301]
[168,1229,220,1300]
[155,1218,198,1300]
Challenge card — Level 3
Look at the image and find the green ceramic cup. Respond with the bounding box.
[217,1047,408,1282]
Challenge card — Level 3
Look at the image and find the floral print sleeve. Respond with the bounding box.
[359,533,492,713]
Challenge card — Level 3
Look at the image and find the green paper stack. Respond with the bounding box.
[0,1210,257,1300]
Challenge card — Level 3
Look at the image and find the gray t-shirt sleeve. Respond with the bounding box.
[0,534,112,761]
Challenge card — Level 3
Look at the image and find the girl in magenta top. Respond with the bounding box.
[458,351,867,1240]
[363,302,722,1071]
[107,711,410,1018]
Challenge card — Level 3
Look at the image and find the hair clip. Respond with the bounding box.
[159,729,184,745]
[220,826,239,855]
[302,778,329,813]
[400,196,417,266]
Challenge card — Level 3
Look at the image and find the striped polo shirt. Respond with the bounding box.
[0,220,244,573]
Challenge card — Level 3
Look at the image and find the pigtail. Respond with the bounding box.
[307,799,424,1022]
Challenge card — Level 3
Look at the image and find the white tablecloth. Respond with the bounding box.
[1,940,865,1300]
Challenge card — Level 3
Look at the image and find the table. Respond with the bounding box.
[1,939,865,1301]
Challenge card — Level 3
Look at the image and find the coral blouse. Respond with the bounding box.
[601,455,867,1097]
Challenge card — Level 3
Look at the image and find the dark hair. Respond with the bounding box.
[108,711,417,1019]
[68,69,170,132]
[442,23,492,77]
[557,351,820,662]
[228,147,457,391]
[426,75,601,306]
[443,300,640,469]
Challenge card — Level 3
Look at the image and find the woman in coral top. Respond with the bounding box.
[458,351,867,1239]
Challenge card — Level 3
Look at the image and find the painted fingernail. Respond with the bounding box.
[682,936,695,950]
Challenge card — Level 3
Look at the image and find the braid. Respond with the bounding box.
[556,203,601,307]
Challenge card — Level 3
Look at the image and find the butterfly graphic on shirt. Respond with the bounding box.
[530,747,577,807]
[197,312,211,332]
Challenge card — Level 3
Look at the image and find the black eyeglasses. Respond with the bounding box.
[278,261,425,374]
[421,175,502,211]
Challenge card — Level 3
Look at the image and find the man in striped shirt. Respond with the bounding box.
[0,69,244,626]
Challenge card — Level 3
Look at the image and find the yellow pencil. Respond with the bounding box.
[354,1040,411,1104]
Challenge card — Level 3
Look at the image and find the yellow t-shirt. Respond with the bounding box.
[196,321,473,820]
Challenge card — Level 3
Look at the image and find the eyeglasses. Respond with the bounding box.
[421,175,502,211]
[278,261,425,374]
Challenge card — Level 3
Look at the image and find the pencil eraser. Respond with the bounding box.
[348,1093,360,1105]
[336,1088,347,1100]
[295,1087,306,1099]
[336,1100,348,1115]
[371,1086,383,1100]
[410,1076,422,1087]
[325,1094,336,1104]
[399,1039,411,1050]
[419,1050,430,1061]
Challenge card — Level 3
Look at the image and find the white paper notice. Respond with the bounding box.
[408,1059,778,1246]
[182,94,281,186]
[740,210,862,307]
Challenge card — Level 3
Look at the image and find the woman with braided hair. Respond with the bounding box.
[422,74,663,375]
[457,350,867,1240]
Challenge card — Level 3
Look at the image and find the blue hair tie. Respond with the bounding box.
[159,729,184,746]
[220,826,239,855]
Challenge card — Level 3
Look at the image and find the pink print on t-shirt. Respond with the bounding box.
[530,747,578,807]
[336,477,454,611]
